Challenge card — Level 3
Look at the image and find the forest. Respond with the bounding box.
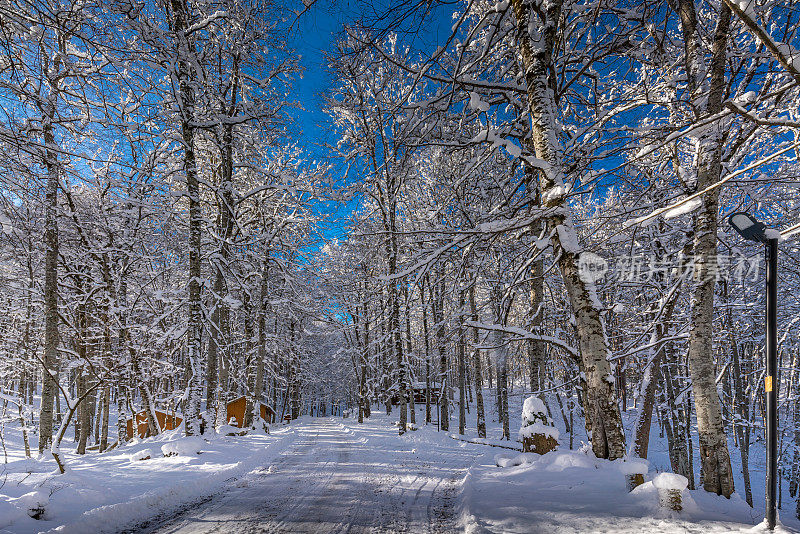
[1,0,800,531]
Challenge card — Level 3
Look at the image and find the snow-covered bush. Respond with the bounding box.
[17,490,48,520]
[161,437,205,457]
[129,449,154,462]
[519,396,559,454]
[495,452,538,468]
[217,424,247,436]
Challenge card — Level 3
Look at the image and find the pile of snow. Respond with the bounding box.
[518,396,559,441]
[216,423,245,436]
[128,448,154,462]
[160,436,205,457]
[651,472,689,491]
[16,491,49,520]
[494,452,537,468]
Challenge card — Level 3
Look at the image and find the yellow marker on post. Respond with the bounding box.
[765,375,773,393]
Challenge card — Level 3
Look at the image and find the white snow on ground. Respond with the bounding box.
[460,445,792,533]
[1,400,799,533]
[135,415,479,533]
[0,425,296,534]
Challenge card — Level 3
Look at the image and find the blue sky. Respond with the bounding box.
[287,1,465,243]
[289,0,460,159]
[290,0,345,160]
[289,0,357,242]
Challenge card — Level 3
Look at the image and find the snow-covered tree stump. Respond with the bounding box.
[652,473,688,513]
[519,396,559,454]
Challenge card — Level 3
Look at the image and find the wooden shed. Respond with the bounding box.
[225,396,276,427]
[126,409,183,440]
[391,382,441,405]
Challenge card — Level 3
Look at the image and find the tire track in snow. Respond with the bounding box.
[130,418,480,534]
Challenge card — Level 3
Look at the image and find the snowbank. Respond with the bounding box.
[0,427,296,534]
[461,444,773,533]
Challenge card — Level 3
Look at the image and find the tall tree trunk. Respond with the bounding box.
[360,277,370,422]
[491,328,510,440]
[432,277,448,431]
[99,265,112,452]
[662,345,694,487]
[404,285,416,425]
[171,0,203,436]
[458,287,466,435]
[675,0,735,497]
[389,239,407,434]
[528,192,546,397]
[509,0,625,459]
[76,372,88,454]
[422,278,432,424]
[289,321,301,420]
[99,385,110,451]
[469,285,486,438]
[207,251,220,418]
[248,262,269,427]
[39,98,60,455]
[723,279,752,506]
[210,71,238,424]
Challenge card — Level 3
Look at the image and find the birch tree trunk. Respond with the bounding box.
[39,122,59,454]
[458,287,466,435]
[509,0,625,459]
[210,64,239,425]
[248,262,269,427]
[469,285,486,438]
[99,385,110,451]
[76,372,88,454]
[422,277,432,424]
[404,285,416,425]
[723,279,752,506]
[99,265,112,451]
[170,0,204,436]
[360,277,370,422]
[432,277,448,431]
[39,86,61,455]
[674,0,735,497]
[289,321,301,420]
[490,328,510,440]
[662,345,694,487]
[527,182,546,398]
[528,270,546,397]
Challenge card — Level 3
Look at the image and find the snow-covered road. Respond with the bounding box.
[132,418,479,533]
[3,411,779,534]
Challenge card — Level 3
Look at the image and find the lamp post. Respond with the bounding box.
[728,212,778,530]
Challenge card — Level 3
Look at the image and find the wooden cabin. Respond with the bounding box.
[126,409,183,440]
[390,382,442,405]
[225,396,276,427]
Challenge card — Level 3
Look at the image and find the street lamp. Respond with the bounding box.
[729,211,778,530]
